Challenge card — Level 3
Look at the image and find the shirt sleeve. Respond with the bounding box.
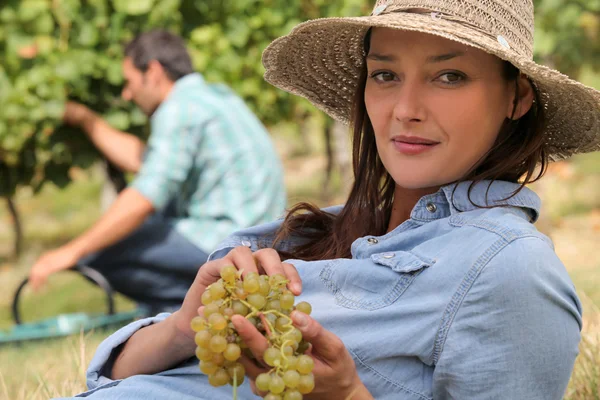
[130,103,206,210]
[432,236,582,400]
[85,313,171,391]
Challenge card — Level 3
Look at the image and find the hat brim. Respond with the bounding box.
[263,13,600,161]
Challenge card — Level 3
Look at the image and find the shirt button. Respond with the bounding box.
[367,238,379,244]
[426,203,437,213]
[241,240,252,247]
[382,253,395,259]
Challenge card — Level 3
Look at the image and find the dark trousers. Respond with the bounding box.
[78,213,209,311]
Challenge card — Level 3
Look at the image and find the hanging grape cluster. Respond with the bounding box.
[190,265,315,400]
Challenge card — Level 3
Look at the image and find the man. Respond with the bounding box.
[29,30,287,312]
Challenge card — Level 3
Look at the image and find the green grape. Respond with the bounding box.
[258,278,271,296]
[283,370,300,388]
[275,317,289,331]
[269,273,287,286]
[195,346,213,362]
[247,293,267,309]
[269,375,286,394]
[226,363,245,384]
[208,313,228,331]
[264,347,281,367]
[285,355,298,371]
[194,330,212,348]
[296,355,314,374]
[232,300,249,315]
[288,340,299,352]
[243,277,260,293]
[199,360,219,375]
[290,328,303,343]
[190,316,208,332]
[282,345,294,357]
[209,335,228,353]
[203,303,220,317]
[297,374,315,394]
[209,282,226,299]
[295,302,312,315]
[283,390,303,400]
[264,394,282,400]
[212,352,225,365]
[208,368,230,387]
[223,307,235,318]
[220,265,237,282]
[256,373,272,392]
[266,313,277,326]
[246,271,260,280]
[267,299,281,311]
[297,341,310,354]
[280,293,295,310]
[223,343,241,361]
[234,286,247,300]
[201,291,213,305]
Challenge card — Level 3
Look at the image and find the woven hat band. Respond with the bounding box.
[372,0,534,59]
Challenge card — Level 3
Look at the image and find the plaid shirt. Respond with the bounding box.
[131,73,286,253]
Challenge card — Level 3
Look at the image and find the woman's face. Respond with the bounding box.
[365,28,519,189]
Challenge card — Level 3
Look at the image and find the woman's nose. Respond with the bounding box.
[392,81,427,123]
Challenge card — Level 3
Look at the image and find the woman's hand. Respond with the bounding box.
[171,246,302,347]
[232,311,373,400]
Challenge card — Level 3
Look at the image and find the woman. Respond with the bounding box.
[63,0,599,399]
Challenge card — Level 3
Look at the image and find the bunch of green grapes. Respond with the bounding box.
[190,265,315,400]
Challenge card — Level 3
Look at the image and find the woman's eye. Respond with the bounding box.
[437,72,465,85]
[371,71,396,83]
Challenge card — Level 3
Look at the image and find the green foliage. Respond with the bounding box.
[0,0,175,196]
[0,0,370,196]
[533,0,600,81]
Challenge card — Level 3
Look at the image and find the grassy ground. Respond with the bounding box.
[0,147,599,399]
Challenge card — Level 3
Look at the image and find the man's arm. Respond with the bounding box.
[28,188,155,289]
[68,187,154,256]
[65,102,145,173]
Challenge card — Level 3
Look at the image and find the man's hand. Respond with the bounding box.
[63,101,93,127]
[29,245,82,291]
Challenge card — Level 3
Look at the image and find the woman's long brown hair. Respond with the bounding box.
[272,30,549,261]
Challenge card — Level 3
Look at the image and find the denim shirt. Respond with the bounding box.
[67,180,582,400]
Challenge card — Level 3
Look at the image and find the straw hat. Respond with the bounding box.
[262,0,600,161]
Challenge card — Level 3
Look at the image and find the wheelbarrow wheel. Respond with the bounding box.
[12,265,115,325]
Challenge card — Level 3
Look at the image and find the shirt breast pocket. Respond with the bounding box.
[320,251,433,311]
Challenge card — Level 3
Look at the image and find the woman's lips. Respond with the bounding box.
[392,136,440,155]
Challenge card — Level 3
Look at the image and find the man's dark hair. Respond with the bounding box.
[124,30,194,81]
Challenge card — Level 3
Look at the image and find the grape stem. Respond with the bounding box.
[258,313,274,338]
[232,370,238,400]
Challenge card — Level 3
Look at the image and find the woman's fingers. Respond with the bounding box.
[253,248,285,276]
[253,248,302,295]
[228,246,260,277]
[291,311,346,362]
[282,262,302,295]
[231,315,269,363]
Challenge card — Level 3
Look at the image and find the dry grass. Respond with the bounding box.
[0,330,105,399]
[0,153,599,399]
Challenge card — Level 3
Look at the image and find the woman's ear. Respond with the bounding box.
[508,74,535,120]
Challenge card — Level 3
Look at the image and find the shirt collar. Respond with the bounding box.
[151,73,205,121]
[411,180,541,223]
